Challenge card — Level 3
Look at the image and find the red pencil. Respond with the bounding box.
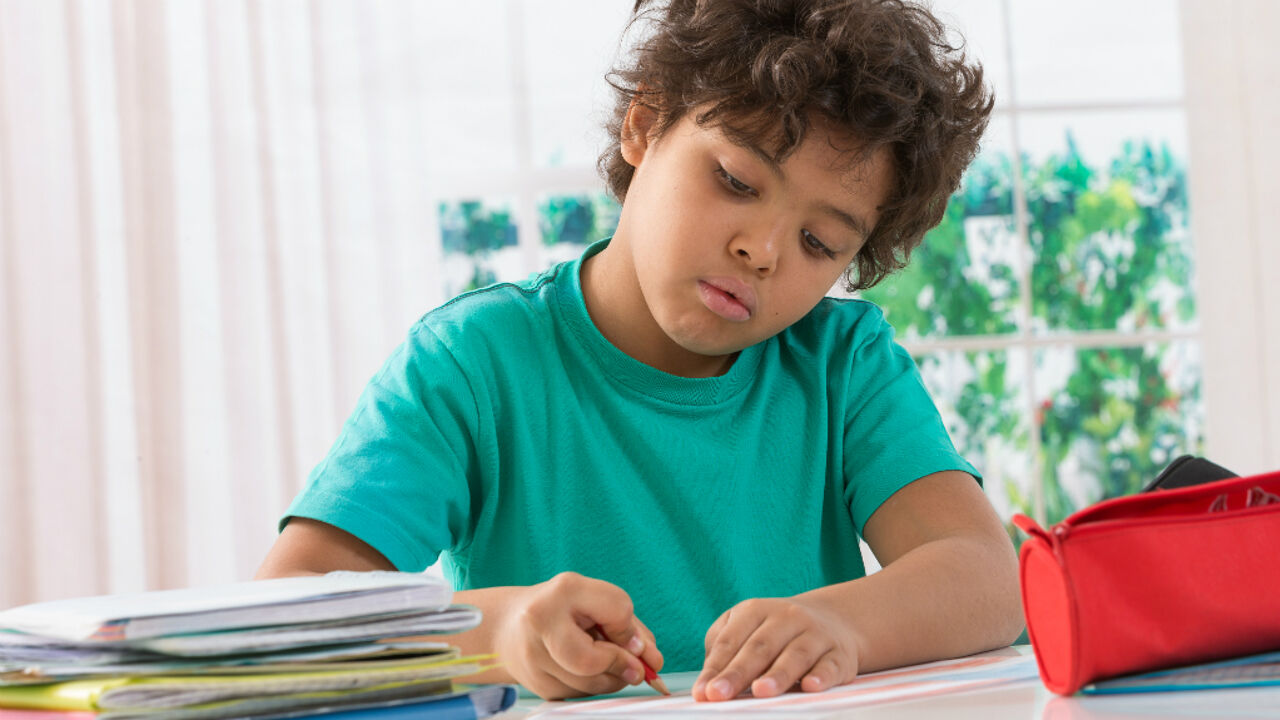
[591,623,670,695]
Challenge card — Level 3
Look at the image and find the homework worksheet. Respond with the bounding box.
[529,649,1036,717]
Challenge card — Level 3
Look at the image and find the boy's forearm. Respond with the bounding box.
[798,532,1023,675]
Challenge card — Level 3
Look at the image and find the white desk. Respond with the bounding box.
[495,647,1280,719]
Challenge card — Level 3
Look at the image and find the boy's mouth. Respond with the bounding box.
[697,278,756,321]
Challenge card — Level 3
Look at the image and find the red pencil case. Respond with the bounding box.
[1013,469,1280,695]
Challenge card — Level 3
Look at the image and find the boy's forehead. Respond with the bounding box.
[696,112,882,181]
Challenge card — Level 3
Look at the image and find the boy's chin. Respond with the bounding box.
[658,315,769,359]
[668,333,754,360]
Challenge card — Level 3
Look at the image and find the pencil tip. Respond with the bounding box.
[650,676,671,695]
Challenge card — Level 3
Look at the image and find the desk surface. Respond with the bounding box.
[496,647,1280,720]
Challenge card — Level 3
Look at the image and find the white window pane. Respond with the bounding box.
[420,4,519,171]
[932,0,1012,109]
[1009,0,1183,106]
[524,0,633,168]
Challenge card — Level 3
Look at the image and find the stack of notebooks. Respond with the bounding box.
[0,572,515,719]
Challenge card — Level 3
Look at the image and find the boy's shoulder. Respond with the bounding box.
[413,264,565,344]
[782,295,897,353]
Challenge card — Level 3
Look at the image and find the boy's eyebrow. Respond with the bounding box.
[745,143,873,242]
[820,202,873,242]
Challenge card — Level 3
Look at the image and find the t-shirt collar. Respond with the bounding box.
[552,238,765,406]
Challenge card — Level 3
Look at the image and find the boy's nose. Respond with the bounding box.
[729,231,780,276]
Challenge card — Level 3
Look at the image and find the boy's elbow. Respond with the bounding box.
[995,590,1027,647]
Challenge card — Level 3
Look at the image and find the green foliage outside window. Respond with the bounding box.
[440,200,518,254]
[1034,344,1199,525]
[1028,136,1195,332]
[866,133,1201,527]
[538,193,621,247]
[439,199,518,294]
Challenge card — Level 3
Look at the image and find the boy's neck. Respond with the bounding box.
[580,241,737,379]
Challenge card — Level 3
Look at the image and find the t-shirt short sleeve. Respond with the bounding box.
[841,308,980,535]
[282,321,478,572]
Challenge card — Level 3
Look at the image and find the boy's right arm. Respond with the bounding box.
[255,517,398,577]
[255,518,662,699]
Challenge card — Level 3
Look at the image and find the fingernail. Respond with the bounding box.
[712,679,732,699]
[627,636,645,655]
[623,668,641,685]
[755,677,777,696]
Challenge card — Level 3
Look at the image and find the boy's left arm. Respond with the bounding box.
[692,470,1023,702]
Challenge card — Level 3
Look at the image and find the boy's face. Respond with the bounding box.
[592,105,893,376]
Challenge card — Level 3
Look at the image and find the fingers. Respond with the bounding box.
[707,614,803,700]
[693,599,855,702]
[590,620,647,660]
[693,601,770,701]
[703,610,730,655]
[749,631,836,698]
[537,576,640,676]
[526,572,658,697]
[595,618,664,675]
[527,664,626,700]
[517,614,636,698]
[799,651,846,693]
[544,620,639,683]
[524,667,581,700]
[692,609,732,700]
[558,573,663,678]
[554,664,635,697]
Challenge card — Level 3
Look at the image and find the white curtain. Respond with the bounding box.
[0,0,460,607]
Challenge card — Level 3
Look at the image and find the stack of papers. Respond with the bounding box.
[0,572,515,719]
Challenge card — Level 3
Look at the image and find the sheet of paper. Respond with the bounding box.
[136,607,480,657]
[0,572,451,642]
[0,711,96,719]
[1,643,456,685]
[530,650,1037,717]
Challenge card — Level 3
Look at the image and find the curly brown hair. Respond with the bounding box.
[599,0,993,290]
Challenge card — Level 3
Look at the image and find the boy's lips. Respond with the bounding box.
[697,277,756,321]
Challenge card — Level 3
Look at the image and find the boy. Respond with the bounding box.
[257,0,1023,702]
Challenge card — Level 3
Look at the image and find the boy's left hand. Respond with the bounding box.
[692,596,863,702]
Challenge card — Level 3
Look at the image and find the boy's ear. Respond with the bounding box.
[620,99,659,168]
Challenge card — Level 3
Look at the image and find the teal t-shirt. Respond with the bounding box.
[283,239,978,672]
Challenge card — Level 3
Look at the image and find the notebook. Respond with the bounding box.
[0,654,499,715]
[0,573,451,643]
[1083,650,1280,694]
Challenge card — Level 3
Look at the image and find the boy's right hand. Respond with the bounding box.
[495,571,663,699]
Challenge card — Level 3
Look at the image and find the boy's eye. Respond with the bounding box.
[802,229,837,260]
[715,167,757,196]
